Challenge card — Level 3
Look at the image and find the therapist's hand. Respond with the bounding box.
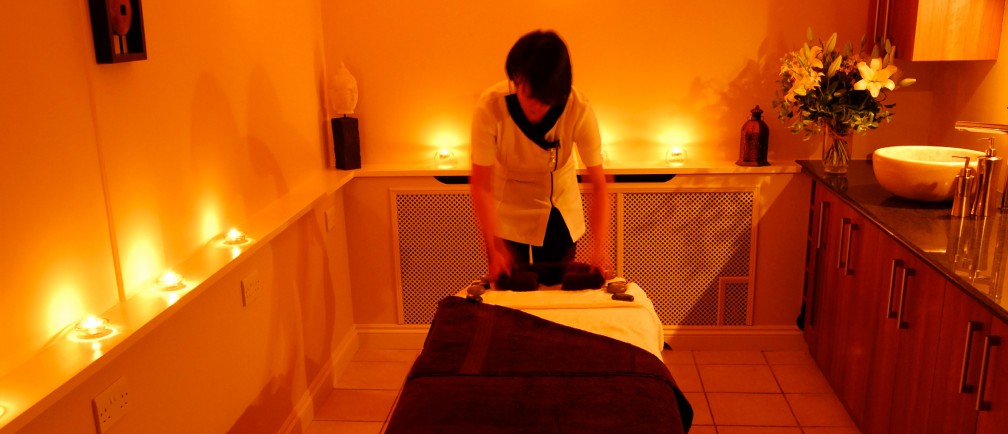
[487,242,515,282]
[592,242,614,279]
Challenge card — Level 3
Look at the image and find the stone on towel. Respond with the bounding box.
[496,268,539,291]
[561,262,605,290]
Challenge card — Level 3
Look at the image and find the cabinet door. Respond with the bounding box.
[888,249,947,434]
[977,316,1008,433]
[828,212,883,426]
[869,0,1005,61]
[926,284,992,434]
[804,185,839,361]
[802,183,883,426]
[862,239,946,434]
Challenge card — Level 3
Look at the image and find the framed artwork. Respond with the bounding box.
[88,0,147,63]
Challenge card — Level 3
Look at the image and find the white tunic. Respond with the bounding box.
[470,80,603,246]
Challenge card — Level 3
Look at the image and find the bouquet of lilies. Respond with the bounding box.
[773,28,916,138]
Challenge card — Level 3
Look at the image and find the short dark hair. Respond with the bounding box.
[505,30,572,106]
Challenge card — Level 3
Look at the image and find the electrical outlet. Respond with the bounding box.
[241,272,262,306]
[92,377,130,433]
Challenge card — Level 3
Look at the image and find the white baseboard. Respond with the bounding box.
[355,323,806,352]
[279,327,360,434]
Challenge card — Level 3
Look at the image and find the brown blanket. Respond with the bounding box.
[385,297,693,434]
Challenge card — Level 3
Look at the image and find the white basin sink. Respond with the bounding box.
[873,146,985,202]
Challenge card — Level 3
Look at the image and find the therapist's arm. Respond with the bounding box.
[470,163,513,281]
[584,163,612,274]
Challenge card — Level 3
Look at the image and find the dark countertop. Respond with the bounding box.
[798,160,1008,322]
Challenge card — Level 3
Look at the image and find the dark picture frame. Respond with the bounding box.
[88,0,147,63]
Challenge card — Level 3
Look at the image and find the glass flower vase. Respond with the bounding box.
[821,122,853,174]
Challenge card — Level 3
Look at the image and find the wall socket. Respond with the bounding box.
[241,272,262,306]
[92,376,130,433]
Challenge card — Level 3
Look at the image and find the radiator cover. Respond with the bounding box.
[392,188,756,326]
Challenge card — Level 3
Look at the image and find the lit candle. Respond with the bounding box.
[665,147,687,164]
[223,228,248,245]
[74,315,111,340]
[157,271,186,291]
[434,149,456,168]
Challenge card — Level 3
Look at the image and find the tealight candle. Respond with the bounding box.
[74,315,111,340]
[223,228,248,245]
[434,149,456,168]
[157,271,186,291]
[666,147,687,164]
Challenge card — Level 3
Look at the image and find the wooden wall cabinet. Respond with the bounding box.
[870,0,1005,61]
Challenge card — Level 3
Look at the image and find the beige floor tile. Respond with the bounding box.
[763,350,815,365]
[786,393,855,427]
[662,349,695,364]
[667,363,703,392]
[802,427,862,434]
[683,392,713,425]
[694,350,767,365]
[699,364,780,393]
[770,363,832,394]
[707,393,797,426]
[688,426,718,434]
[718,427,803,434]
[305,420,384,434]
[315,389,399,421]
[335,361,412,390]
[353,348,420,362]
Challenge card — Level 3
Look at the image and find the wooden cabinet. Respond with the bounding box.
[803,184,890,426]
[861,237,946,434]
[869,0,1005,61]
[976,316,1007,433]
[928,285,993,434]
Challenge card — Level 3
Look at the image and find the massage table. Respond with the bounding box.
[384,282,693,434]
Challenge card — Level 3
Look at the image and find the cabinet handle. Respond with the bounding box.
[885,259,903,319]
[816,202,829,249]
[959,321,982,393]
[895,266,914,329]
[837,218,851,269]
[843,223,858,276]
[976,336,1001,411]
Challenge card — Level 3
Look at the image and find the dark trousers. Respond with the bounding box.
[501,207,576,285]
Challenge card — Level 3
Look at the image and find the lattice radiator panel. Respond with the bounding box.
[621,191,755,326]
[392,189,755,326]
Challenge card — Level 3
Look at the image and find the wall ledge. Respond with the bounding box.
[350,161,801,177]
[0,170,355,433]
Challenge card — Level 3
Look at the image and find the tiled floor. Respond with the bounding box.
[307,347,862,434]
